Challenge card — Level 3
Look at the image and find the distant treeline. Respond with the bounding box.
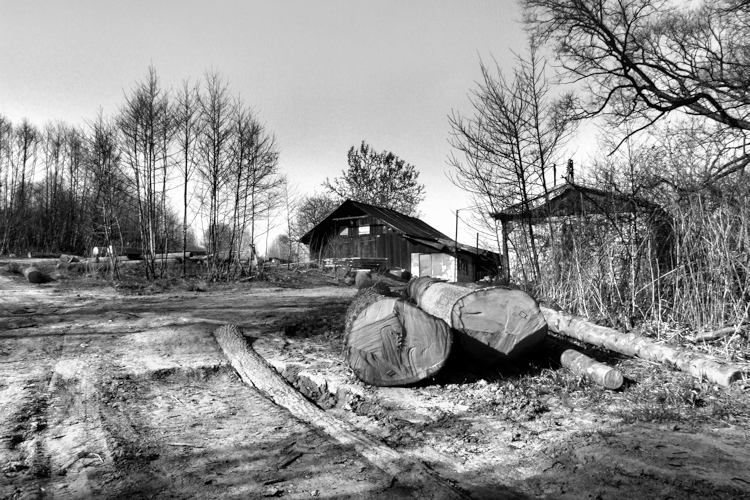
[0,67,282,280]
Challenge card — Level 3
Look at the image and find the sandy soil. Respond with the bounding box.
[2,260,750,500]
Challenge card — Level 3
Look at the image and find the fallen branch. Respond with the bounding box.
[214,324,469,499]
[692,324,749,343]
[541,306,747,387]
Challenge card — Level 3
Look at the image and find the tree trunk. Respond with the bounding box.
[213,324,469,500]
[345,287,453,386]
[407,277,547,360]
[541,306,746,387]
[543,337,623,390]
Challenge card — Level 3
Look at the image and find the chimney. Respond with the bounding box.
[566,159,574,184]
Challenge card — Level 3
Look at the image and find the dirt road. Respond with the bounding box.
[2,263,750,499]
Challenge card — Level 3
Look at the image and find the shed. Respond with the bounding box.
[300,199,500,282]
[491,182,670,280]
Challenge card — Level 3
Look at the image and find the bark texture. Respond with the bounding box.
[543,338,623,390]
[214,324,470,500]
[541,306,747,387]
[407,277,547,360]
[346,289,452,386]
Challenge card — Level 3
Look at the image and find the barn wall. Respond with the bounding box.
[307,213,498,280]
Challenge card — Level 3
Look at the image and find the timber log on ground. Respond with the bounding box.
[407,277,548,360]
[544,336,624,390]
[214,323,470,499]
[541,306,747,387]
[22,266,47,284]
[345,286,453,386]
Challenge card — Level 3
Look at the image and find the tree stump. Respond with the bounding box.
[407,277,547,360]
[22,266,50,284]
[354,270,374,288]
[345,287,453,386]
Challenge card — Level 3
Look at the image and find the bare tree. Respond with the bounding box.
[196,70,233,278]
[522,0,750,186]
[449,43,577,281]
[174,78,202,276]
[118,66,174,279]
[294,192,339,236]
[86,111,125,278]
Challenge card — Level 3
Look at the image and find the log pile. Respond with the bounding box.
[406,277,548,361]
[542,306,746,387]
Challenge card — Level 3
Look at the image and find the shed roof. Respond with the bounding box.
[299,199,451,244]
[491,183,660,222]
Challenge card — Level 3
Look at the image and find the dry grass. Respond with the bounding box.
[513,194,750,364]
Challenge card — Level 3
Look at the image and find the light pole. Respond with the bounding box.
[454,209,459,282]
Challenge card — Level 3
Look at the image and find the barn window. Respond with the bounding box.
[359,225,371,235]
[339,227,350,237]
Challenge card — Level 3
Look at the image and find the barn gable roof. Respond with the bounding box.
[491,182,660,222]
[299,199,451,245]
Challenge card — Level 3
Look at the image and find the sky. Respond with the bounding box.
[0,0,559,248]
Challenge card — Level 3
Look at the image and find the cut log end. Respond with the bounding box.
[23,266,50,284]
[347,298,452,386]
[451,287,548,359]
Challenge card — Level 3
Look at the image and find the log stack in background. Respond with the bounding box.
[407,277,548,361]
[345,286,453,386]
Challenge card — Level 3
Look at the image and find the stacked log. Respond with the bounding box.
[345,286,452,386]
[542,306,746,387]
[407,277,547,360]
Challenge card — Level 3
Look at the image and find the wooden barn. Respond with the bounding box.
[299,199,500,282]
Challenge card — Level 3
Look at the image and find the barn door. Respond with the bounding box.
[419,254,431,277]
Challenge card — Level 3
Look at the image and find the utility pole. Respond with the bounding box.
[454,209,459,282]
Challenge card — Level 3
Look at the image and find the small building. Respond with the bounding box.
[299,199,500,282]
[492,181,670,280]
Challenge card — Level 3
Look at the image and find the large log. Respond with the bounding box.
[23,266,47,284]
[345,287,453,386]
[213,324,470,500]
[543,337,623,390]
[407,277,547,360]
[541,306,747,387]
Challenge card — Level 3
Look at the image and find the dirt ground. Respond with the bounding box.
[2,259,750,500]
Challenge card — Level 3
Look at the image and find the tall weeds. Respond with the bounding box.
[532,195,750,342]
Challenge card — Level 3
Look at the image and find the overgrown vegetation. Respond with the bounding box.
[450,0,750,353]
